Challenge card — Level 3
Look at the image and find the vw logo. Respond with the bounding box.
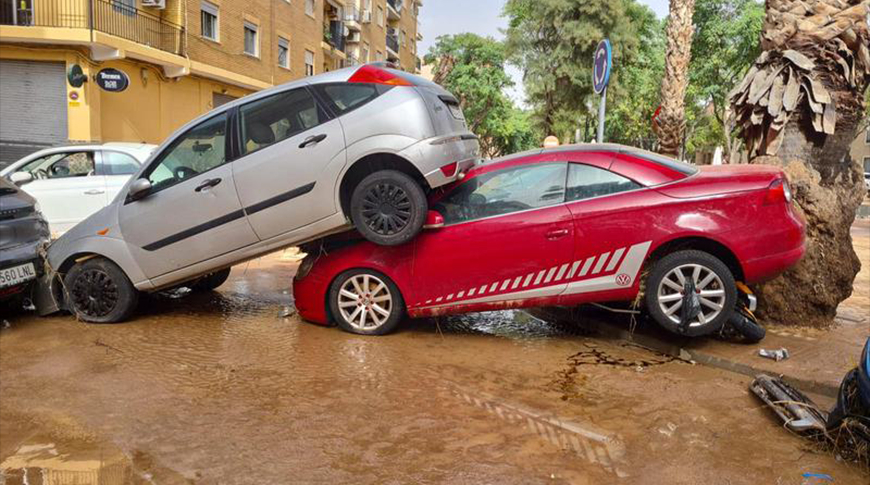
[615,274,631,286]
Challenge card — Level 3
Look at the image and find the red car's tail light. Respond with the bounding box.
[440,162,459,177]
[764,178,792,205]
[348,65,413,86]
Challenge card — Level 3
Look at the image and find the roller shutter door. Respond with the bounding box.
[0,60,68,169]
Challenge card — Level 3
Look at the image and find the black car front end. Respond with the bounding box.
[0,178,50,303]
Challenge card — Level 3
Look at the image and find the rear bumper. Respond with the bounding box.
[743,241,806,284]
[400,134,481,189]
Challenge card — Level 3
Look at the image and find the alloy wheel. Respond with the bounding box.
[360,183,412,236]
[337,274,393,330]
[656,263,726,327]
[70,269,119,318]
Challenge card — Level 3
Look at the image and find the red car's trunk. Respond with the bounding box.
[655,164,784,199]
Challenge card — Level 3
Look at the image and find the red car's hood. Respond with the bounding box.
[655,164,784,199]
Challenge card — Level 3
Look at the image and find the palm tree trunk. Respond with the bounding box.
[730,0,869,326]
[655,0,697,157]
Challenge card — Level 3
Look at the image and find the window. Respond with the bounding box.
[112,0,136,16]
[376,50,383,61]
[566,164,641,202]
[865,127,870,144]
[400,30,405,47]
[314,84,381,115]
[146,113,227,193]
[305,0,315,17]
[863,157,870,173]
[244,21,259,57]
[239,89,325,156]
[201,1,219,41]
[361,42,370,62]
[278,37,290,68]
[19,152,95,179]
[433,164,567,225]
[100,152,141,176]
[377,5,384,27]
[304,50,315,76]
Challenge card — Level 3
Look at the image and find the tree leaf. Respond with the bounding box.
[807,75,832,104]
[768,75,785,117]
[822,101,837,134]
[783,49,816,70]
[783,68,801,111]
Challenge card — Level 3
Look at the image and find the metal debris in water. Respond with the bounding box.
[278,306,297,318]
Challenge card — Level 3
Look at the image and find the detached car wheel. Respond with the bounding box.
[350,170,427,247]
[64,257,138,323]
[645,250,737,337]
[328,269,404,335]
[190,268,231,292]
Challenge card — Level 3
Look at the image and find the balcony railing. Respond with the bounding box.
[324,20,345,52]
[345,6,361,25]
[0,0,185,57]
[387,0,403,14]
[386,33,399,55]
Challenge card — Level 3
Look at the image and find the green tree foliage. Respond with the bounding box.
[503,0,641,142]
[424,33,538,157]
[685,0,764,160]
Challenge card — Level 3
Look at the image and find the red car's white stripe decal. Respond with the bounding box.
[414,241,652,309]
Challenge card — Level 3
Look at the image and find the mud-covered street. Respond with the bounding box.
[2,236,868,485]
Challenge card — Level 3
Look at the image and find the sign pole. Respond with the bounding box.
[592,39,612,144]
[597,86,607,143]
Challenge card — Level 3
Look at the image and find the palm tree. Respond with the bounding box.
[729,0,869,325]
[655,0,697,157]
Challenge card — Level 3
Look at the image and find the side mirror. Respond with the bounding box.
[423,210,445,229]
[127,178,153,202]
[10,172,33,186]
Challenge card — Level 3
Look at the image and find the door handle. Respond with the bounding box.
[546,228,570,240]
[83,189,105,195]
[195,178,222,192]
[299,134,327,148]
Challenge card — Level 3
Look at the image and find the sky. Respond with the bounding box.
[417,0,670,103]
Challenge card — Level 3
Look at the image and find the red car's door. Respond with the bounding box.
[559,162,655,305]
[406,162,575,314]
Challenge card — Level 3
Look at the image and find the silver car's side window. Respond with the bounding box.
[432,163,567,225]
[239,88,325,156]
[145,113,228,193]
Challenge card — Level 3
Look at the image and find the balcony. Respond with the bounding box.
[386,0,402,21]
[322,20,346,59]
[385,30,399,59]
[344,5,361,31]
[0,0,185,57]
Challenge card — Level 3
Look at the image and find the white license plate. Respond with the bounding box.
[0,262,36,289]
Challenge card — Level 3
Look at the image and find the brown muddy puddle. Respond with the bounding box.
[1,257,868,484]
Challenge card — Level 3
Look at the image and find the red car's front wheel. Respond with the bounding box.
[328,269,405,335]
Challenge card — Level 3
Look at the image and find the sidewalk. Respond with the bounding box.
[532,219,870,399]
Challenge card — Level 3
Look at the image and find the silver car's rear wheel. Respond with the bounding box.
[644,250,737,337]
[328,269,404,335]
[350,170,427,247]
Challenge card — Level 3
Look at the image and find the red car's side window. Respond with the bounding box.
[566,163,641,202]
[432,163,567,225]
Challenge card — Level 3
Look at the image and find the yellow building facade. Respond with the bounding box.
[0,0,423,165]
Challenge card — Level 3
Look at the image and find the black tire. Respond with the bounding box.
[728,311,766,343]
[328,268,404,335]
[350,170,427,246]
[63,257,138,323]
[645,250,737,337]
[190,268,231,292]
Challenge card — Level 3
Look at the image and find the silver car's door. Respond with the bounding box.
[231,86,346,241]
[118,111,258,279]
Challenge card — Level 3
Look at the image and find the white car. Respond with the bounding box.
[1,143,156,236]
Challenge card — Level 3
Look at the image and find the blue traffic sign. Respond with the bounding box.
[593,39,612,94]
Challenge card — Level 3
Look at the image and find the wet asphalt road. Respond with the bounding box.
[1,252,867,484]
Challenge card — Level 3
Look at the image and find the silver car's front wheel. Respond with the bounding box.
[329,269,404,335]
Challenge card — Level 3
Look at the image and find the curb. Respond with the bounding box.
[528,306,841,398]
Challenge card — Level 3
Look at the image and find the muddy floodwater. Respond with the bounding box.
[1,253,867,484]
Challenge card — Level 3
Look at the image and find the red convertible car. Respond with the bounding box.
[293,144,805,337]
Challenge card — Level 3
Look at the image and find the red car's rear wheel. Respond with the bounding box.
[328,269,404,335]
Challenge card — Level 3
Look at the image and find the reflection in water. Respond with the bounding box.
[1,441,132,485]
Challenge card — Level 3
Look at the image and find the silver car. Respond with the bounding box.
[44,63,480,323]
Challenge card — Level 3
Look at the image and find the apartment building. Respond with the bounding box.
[0,0,423,166]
